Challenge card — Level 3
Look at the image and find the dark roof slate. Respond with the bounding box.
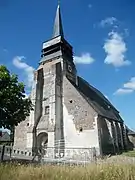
[52,5,64,38]
[74,76,123,122]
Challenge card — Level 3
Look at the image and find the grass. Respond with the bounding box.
[0,162,135,180]
[123,150,135,157]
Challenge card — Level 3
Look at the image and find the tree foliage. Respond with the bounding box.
[0,65,33,130]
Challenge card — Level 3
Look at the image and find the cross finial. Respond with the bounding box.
[58,0,60,6]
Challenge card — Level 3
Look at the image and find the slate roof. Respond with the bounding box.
[75,76,123,122]
[52,5,64,38]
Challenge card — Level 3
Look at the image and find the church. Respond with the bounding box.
[13,4,128,159]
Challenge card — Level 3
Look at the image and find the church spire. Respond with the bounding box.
[52,2,64,38]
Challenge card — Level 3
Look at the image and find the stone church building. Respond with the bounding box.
[13,5,128,159]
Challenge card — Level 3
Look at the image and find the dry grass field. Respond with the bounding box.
[0,160,135,180]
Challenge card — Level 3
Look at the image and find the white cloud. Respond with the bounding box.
[100,17,118,27]
[123,77,135,90]
[13,56,35,88]
[74,53,95,64]
[114,77,135,95]
[114,88,133,95]
[103,31,131,67]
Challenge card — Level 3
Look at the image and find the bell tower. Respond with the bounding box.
[40,4,77,84]
[33,3,78,157]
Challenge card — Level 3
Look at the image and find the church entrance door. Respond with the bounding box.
[37,132,48,156]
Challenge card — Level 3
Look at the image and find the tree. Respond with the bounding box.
[0,65,33,130]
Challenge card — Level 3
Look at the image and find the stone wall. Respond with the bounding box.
[13,117,29,151]
[63,76,100,154]
[35,61,62,156]
[63,76,97,131]
[36,63,56,133]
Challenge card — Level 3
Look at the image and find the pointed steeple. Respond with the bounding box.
[52,4,64,38]
[41,1,74,65]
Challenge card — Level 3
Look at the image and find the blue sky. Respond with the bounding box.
[0,0,135,129]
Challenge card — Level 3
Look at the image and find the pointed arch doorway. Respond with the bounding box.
[37,132,48,156]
